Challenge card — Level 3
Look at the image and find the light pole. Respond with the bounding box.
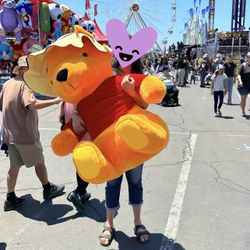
[214,28,218,58]
[248,27,250,48]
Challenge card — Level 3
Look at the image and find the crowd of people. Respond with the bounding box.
[0,49,250,247]
[140,50,250,117]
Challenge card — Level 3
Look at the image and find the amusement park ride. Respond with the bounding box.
[96,0,176,53]
[124,0,176,52]
[208,0,247,32]
[205,0,248,56]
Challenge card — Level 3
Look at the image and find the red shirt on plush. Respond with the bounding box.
[64,74,147,140]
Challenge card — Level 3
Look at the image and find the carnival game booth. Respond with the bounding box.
[0,0,108,62]
[0,0,108,97]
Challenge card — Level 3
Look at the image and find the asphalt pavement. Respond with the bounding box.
[0,82,250,250]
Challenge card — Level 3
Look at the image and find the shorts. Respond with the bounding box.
[8,142,44,168]
[237,86,250,96]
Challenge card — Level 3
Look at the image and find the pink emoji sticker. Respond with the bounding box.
[106,19,157,68]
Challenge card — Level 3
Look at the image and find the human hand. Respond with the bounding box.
[72,112,86,133]
[53,97,63,104]
[121,75,136,97]
[238,81,243,87]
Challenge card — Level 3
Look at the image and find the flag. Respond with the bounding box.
[189,8,194,18]
[85,0,91,10]
[199,0,202,6]
[194,0,197,7]
[94,3,98,16]
[202,8,206,17]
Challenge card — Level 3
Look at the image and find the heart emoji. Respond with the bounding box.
[106,19,157,68]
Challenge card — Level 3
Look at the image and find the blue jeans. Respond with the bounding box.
[105,164,143,210]
[226,77,234,104]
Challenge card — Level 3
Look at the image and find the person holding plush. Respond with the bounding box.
[99,58,150,247]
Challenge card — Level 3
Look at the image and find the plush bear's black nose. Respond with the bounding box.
[56,68,68,82]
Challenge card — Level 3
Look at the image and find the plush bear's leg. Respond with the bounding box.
[72,141,119,183]
[115,114,169,154]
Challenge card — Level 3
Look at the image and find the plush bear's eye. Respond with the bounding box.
[83,53,88,57]
[56,68,68,82]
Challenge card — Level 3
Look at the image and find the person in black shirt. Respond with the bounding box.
[237,52,250,116]
[224,55,237,105]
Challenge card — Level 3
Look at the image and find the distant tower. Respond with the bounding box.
[231,0,246,31]
[208,0,215,31]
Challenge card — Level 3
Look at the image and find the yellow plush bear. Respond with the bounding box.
[24,26,169,184]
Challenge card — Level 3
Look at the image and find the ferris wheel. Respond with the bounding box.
[89,0,176,52]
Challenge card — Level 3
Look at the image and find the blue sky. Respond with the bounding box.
[62,0,250,47]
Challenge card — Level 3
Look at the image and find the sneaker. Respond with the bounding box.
[218,110,222,117]
[4,197,25,211]
[43,183,65,200]
[214,113,218,117]
[67,191,85,210]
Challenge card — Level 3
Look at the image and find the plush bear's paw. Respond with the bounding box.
[73,142,107,180]
[51,129,78,156]
[115,118,149,150]
[140,76,166,104]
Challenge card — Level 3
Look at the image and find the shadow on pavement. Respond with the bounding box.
[15,195,108,225]
[0,243,7,250]
[78,198,107,222]
[114,231,186,250]
[221,116,234,119]
[224,103,240,106]
[16,194,73,225]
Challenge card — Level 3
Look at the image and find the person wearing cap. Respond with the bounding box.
[237,52,250,117]
[211,64,228,117]
[0,56,65,211]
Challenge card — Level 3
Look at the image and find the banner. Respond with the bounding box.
[85,0,91,10]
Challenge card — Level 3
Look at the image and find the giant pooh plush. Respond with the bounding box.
[23,25,169,184]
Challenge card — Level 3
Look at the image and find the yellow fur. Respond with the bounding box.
[24,29,169,184]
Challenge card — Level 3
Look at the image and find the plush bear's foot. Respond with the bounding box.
[115,119,149,150]
[115,115,168,154]
[51,129,79,156]
[73,142,113,181]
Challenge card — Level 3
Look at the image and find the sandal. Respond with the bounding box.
[134,224,150,244]
[99,226,115,247]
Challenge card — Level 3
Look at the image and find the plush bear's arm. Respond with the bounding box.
[51,120,87,156]
[138,75,166,104]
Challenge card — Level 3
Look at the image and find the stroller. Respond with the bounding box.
[161,81,179,106]
[204,72,212,86]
